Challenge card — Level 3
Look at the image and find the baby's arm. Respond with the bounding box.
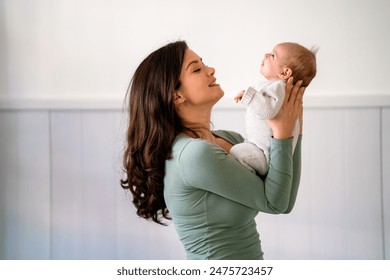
[234,90,245,103]
[241,80,286,120]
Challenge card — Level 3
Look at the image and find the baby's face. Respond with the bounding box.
[260,44,289,80]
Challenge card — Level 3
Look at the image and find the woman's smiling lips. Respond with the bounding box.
[209,79,220,87]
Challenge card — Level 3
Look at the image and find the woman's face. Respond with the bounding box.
[176,49,224,108]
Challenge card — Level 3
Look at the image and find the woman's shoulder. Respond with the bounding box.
[213,130,244,145]
[172,135,215,158]
[173,130,243,149]
[172,130,242,160]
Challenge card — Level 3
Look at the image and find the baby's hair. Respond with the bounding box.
[280,42,318,87]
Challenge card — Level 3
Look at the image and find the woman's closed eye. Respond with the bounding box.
[193,60,208,73]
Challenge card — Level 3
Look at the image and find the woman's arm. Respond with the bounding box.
[282,78,305,212]
[284,134,302,213]
[178,137,295,214]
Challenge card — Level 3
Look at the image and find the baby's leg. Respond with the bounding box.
[230,142,269,176]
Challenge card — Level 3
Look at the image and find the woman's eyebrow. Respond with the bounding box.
[186,58,203,70]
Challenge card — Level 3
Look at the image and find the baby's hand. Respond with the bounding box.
[234,90,245,103]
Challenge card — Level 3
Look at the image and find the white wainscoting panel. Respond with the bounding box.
[0,106,389,260]
[0,111,51,259]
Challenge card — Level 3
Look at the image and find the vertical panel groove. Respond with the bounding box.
[380,108,389,260]
[48,110,53,260]
[379,108,385,259]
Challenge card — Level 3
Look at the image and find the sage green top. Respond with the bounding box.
[163,130,302,259]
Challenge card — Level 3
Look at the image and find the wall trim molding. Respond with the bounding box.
[1,95,390,110]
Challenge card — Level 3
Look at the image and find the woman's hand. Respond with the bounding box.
[298,88,304,134]
[267,77,305,139]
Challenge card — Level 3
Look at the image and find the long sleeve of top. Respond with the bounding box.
[163,130,302,260]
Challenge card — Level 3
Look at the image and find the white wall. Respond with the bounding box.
[1,0,390,260]
[1,0,390,103]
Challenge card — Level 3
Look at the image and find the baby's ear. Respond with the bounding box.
[278,68,292,80]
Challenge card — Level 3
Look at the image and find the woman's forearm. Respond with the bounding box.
[284,134,302,213]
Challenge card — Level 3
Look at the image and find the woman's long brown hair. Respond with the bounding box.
[121,41,188,225]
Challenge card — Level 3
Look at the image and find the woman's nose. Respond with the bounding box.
[207,66,215,76]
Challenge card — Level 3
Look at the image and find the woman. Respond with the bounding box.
[121,40,305,259]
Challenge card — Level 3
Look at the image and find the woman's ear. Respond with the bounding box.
[173,90,185,105]
[278,68,292,80]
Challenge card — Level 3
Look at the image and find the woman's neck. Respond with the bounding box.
[191,128,215,141]
[181,124,232,153]
[178,106,213,140]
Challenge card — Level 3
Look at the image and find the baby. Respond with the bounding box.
[230,42,317,175]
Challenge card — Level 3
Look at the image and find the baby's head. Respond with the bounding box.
[260,42,317,87]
